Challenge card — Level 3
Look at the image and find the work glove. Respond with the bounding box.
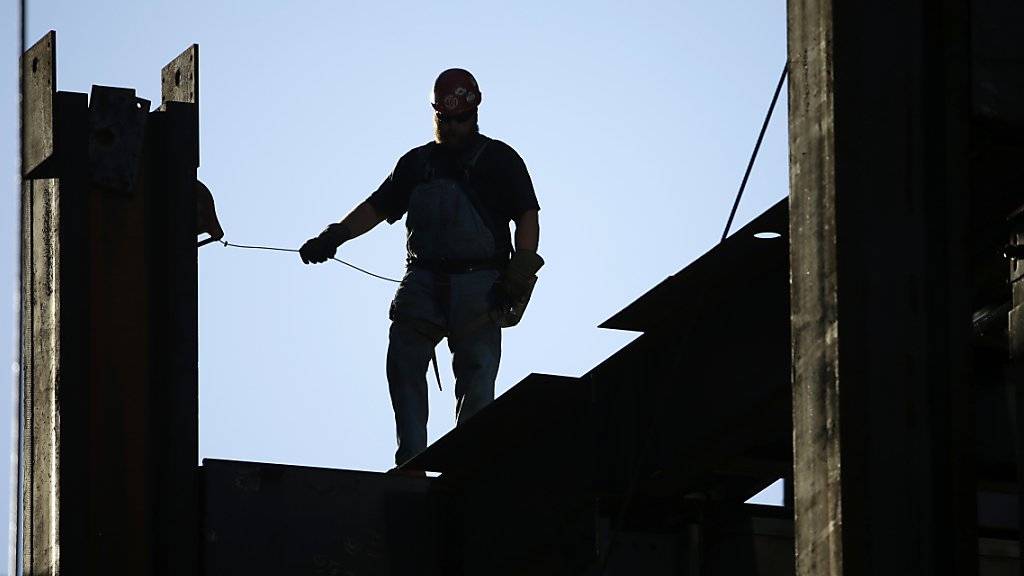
[300,223,353,264]
[493,251,545,327]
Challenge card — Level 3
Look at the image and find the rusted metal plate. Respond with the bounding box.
[22,31,56,178]
[88,86,149,195]
[161,44,198,104]
[160,44,199,167]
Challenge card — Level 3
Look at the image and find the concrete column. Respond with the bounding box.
[788,1,974,575]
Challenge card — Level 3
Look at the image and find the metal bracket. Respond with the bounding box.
[88,86,150,195]
[161,44,199,168]
[22,31,56,178]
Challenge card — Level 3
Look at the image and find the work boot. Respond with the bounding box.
[387,467,427,478]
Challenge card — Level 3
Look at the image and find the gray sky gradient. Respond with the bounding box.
[2,1,789,568]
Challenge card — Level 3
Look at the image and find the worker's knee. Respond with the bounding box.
[387,320,443,374]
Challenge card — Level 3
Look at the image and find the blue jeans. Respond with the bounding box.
[387,267,502,466]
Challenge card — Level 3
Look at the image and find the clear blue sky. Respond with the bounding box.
[2,0,789,569]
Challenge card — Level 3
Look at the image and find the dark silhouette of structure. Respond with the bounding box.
[16,0,1024,571]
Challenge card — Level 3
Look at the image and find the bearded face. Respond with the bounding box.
[434,111,479,150]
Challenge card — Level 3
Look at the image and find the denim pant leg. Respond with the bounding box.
[386,321,440,465]
[387,269,445,466]
[448,270,502,425]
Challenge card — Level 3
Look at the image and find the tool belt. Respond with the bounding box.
[408,256,506,274]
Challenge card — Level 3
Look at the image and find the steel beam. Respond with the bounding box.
[788,1,974,575]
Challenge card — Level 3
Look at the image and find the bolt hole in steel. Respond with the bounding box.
[31,57,38,73]
[136,101,143,110]
[754,231,782,239]
[175,69,181,86]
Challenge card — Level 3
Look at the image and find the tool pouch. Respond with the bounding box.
[496,251,544,328]
[498,274,537,328]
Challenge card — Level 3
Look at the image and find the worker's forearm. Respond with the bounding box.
[338,201,385,240]
[514,210,540,253]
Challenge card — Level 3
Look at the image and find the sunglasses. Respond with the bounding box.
[436,110,475,124]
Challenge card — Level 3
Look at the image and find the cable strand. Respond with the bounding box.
[219,240,402,283]
[720,62,789,244]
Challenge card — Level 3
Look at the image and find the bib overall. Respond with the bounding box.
[386,142,503,466]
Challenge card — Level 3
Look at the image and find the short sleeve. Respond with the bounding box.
[494,141,540,221]
[366,146,424,224]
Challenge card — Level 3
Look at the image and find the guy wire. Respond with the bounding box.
[13,0,27,573]
[720,61,788,244]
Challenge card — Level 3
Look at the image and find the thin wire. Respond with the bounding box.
[219,240,402,283]
[13,0,27,572]
[720,62,789,244]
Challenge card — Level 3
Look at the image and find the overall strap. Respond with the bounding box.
[456,139,502,250]
[461,137,490,176]
[416,138,510,263]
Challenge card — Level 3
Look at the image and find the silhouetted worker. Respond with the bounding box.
[300,69,543,469]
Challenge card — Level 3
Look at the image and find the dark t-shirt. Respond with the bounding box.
[366,134,540,260]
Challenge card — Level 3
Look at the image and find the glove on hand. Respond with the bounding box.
[494,251,545,327]
[300,223,353,264]
[499,251,544,300]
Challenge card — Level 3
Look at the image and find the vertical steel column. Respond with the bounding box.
[20,31,59,576]
[19,32,201,574]
[20,31,93,575]
[85,82,155,570]
[788,1,973,575]
[151,44,200,575]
